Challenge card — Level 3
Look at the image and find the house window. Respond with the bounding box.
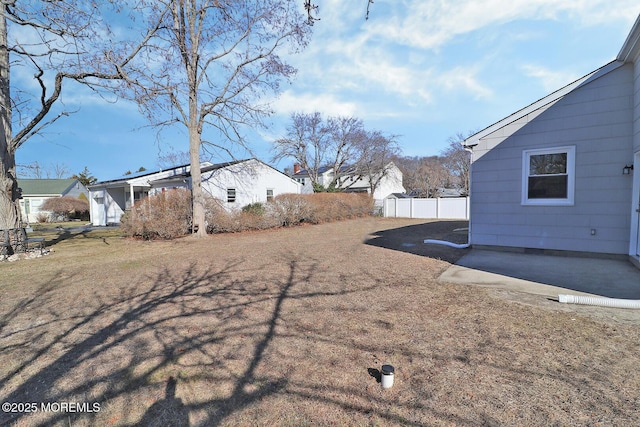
[227,188,236,203]
[266,189,274,202]
[30,198,43,213]
[522,146,575,206]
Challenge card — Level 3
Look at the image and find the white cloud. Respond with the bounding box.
[292,0,640,110]
[520,64,580,92]
[272,90,358,117]
[364,0,640,50]
[438,66,494,100]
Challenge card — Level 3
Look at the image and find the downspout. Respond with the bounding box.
[559,294,640,309]
[424,239,470,249]
[423,145,473,250]
[464,145,473,246]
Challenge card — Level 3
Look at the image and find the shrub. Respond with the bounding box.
[269,194,313,226]
[41,196,90,221]
[205,199,280,233]
[242,202,265,216]
[121,190,374,239]
[312,182,339,193]
[304,192,373,223]
[267,193,373,226]
[204,198,235,233]
[120,189,192,239]
[36,213,49,223]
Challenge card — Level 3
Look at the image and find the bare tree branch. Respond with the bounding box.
[0,1,168,231]
[114,0,310,235]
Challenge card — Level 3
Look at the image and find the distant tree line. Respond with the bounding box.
[393,133,471,198]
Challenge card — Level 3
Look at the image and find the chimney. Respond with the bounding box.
[293,163,301,174]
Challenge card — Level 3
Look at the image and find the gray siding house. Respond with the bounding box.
[464,15,640,267]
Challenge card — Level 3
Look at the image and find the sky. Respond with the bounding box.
[14,0,640,182]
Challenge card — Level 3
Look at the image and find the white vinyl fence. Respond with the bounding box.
[383,197,469,219]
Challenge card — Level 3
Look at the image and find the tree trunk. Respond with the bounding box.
[0,5,21,231]
[189,96,206,237]
[189,134,206,237]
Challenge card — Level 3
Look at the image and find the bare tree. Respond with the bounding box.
[272,112,328,187]
[17,161,44,179]
[51,162,70,179]
[157,150,191,169]
[304,0,375,22]
[117,0,309,236]
[272,112,364,191]
[0,1,161,239]
[19,161,70,179]
[350,129,401,195]
[324,115,365,189]
[395,155,450,197]
[441,133,472,196]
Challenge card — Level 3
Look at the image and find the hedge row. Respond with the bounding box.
[120,190,374,239]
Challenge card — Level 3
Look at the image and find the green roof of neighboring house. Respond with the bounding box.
[17,179,78,196]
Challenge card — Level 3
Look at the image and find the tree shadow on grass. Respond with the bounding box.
[0,255,390,426]
[1,245,637,426]
[28,225,117,249]
[0,260,243,425]
[135,376,188,426]
[364,220,469,263]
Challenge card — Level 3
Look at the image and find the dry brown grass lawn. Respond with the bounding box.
[1,218,639,426]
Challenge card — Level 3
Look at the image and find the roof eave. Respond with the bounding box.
[463,61,623,148]
[617,14,640,63]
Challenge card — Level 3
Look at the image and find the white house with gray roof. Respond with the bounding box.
[464,14,640,267]
[89,159,300,226]
[292,162,405,204]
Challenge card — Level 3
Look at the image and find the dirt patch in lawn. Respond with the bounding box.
[1,218,639,426]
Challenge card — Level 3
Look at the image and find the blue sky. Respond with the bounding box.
[14,1,640,181]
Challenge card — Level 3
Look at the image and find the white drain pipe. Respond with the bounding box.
[424,239,470,249]
[558,294,640,309]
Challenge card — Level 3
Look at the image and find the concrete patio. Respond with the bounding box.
[440,249,640,301]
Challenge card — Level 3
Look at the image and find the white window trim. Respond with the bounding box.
[522,146,575,206]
